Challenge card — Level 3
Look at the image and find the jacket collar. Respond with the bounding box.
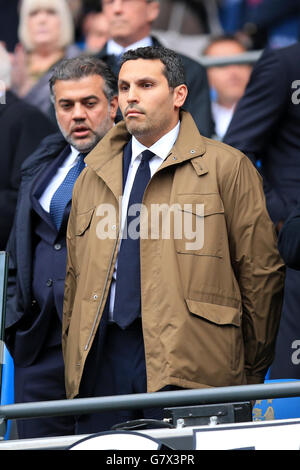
[21,132,66,177]
[85,111,207,198]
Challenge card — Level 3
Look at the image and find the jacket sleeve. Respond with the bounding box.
[223,48,289,225]
[278,199,300,270]
[4,213,24,353]
[62,188,78,361]
[223,153,285,384]
[4,217,18,349]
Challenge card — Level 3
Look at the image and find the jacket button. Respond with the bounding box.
[54,243,62,251]
[46,279,53,287]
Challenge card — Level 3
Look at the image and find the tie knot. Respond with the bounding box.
[141,150,155,163]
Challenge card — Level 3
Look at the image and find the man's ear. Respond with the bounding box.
[173,84,188,110]
[110,95,119,120]
[147,0,160,25]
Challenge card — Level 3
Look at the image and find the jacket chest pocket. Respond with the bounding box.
[174,193,225,257]
[75,207,95,237]
[74,207,95,271]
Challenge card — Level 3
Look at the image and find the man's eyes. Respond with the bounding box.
[85,101,97,107]
[119,84,129,92]
[119,83,154,91]
[60,102,97,109]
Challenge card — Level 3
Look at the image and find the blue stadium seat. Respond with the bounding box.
[253,379,300,421]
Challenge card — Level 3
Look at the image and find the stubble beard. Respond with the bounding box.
[58,117,112,154]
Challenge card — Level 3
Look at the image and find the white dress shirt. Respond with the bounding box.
[212,102,235,141]
[109,121,181,318]
[106,36,153,57]
[39,145,83,213]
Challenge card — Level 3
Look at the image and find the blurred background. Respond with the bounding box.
[1,0,300,58]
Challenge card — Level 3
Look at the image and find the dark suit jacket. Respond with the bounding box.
[224,42,300,226]
[5,134,71,366]
[277,200,300,270]
[96,37,214,138]
[0,90,56,249]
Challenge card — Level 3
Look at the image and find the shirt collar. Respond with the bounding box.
[107,36,153,56]
[131,121,181,164]
[61,145,85,168]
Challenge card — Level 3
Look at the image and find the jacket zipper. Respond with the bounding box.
[84,233,120,351]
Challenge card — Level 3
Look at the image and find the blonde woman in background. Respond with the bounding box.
[11,0,81,115]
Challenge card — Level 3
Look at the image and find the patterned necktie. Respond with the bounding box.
[50,153,86,230]
[113,150,155,329]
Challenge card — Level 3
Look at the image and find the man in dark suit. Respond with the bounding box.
[5,56,118,439]
[0,44,56,250]
[224,42,300,380]
[277,200,300,271]
[97,0,214,137]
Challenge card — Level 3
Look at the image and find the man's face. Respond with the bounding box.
[118,58,187,147]
[54,75,118,153]
[102,0,159,47]
[206,40,252,108]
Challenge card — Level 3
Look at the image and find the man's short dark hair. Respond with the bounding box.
[120,46,186,89]
[49,55,118,103]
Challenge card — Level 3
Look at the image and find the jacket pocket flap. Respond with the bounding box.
[186,299,241,327]
[176,193,224,217]
[75,207,95,236]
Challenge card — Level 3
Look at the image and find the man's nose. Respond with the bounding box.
[127,86,139,103]
[72,103,87,120]
[112,0,124,13]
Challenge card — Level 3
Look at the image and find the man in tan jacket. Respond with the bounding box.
[63,46,285,434]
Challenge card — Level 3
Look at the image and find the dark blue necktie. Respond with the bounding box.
[113,149,155,329]
[50,153,86,230]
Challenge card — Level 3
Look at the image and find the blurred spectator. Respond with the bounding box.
[82,11,109,52]
[219,0,300,49]
[203,35,252,140]
[11,0,81,116]
[0,43,56,250]
[224,42,300,380]
[97,0,214,137]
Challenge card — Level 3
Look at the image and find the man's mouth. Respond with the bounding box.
[125,109,143,118]
[72,126,90,138]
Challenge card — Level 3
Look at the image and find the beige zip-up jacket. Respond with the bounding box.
[63,111,285,399]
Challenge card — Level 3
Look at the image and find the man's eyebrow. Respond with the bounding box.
[118,77,157,85]
[81,95,99,101]
[58,95,99,103]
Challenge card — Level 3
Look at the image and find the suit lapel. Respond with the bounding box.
[31,145,70,226]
